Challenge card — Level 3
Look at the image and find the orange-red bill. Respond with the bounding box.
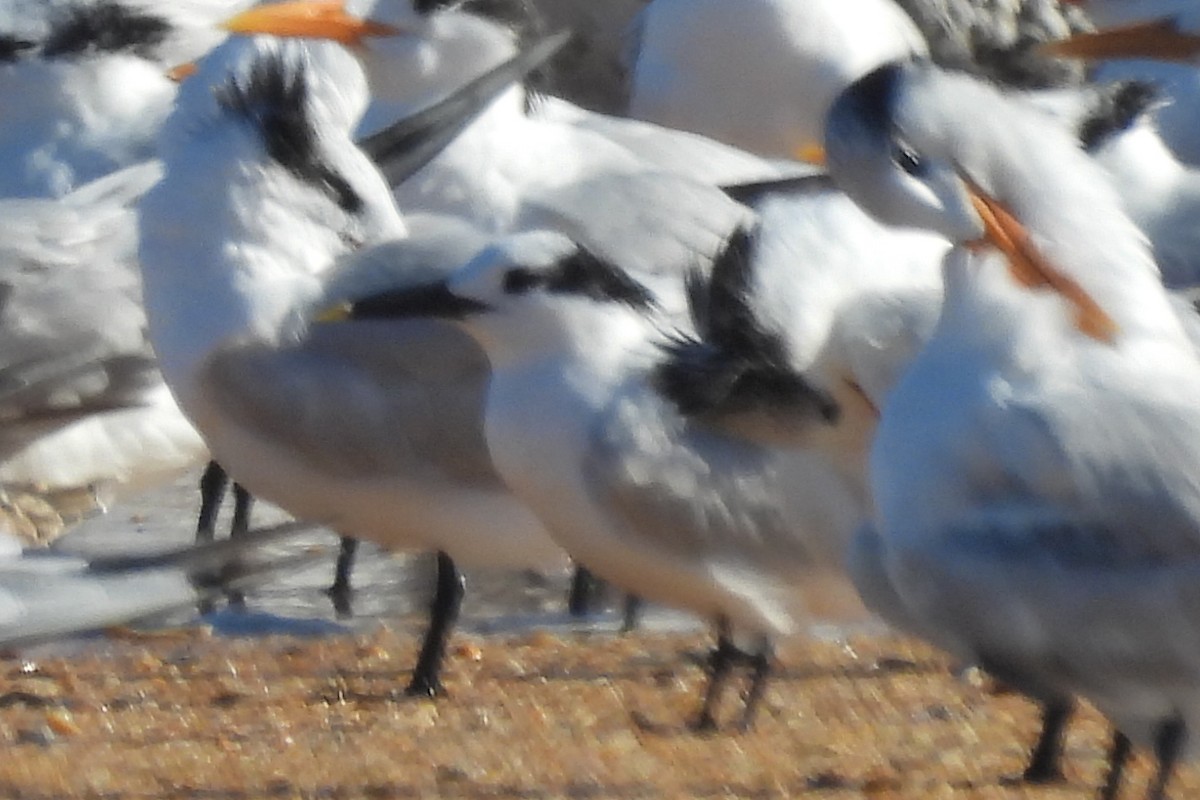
[1040,18,1200,63]
[166,61,198,82]
[222,0,406,46]
[963,177,1118,344]
[793,143,826,166]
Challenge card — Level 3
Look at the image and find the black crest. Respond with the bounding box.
[502,248,656,310]
[41,1,171,59]
[655,227,840,424]
[216,50,363,214]
[413,0,456,14]
[1078,80,1159,152]
[837,62,904,140]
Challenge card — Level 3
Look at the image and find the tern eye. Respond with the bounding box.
[891,140,926,177]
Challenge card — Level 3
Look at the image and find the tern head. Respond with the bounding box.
[347,231,659,363]
[13,1,262,67]
[38,1,172,60]
[221,0,519,115]
[826,60,1140,344]
[824,62,984,244]
[150,36,405,288]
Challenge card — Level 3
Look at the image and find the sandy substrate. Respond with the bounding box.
[0,626,1183,799]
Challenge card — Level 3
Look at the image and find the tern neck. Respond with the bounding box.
[139,135,375,402]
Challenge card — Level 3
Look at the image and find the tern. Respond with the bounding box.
[344,227,886,730]
[138,34,569,697]
[827,59,1200,798]
[626,0,927,160]
[626,0,1091,162]
[0,0,253,198]
[0,160,209,543]
[1045,0,1200,166]
[220,0,797,232]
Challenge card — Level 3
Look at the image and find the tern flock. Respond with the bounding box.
[2,0,1200,795]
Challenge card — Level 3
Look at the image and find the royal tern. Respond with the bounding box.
[892,0,1092,86]
[0,1,278,561]
[0,160,209,543]
[139,34,568,696]
[1067,79,1200,287]
[222,0,795,231]
[0,519,318,647]
[0,0,252,198]
[1045,1,1200,166]
[827,59,1200,796]
[626,0,927,160]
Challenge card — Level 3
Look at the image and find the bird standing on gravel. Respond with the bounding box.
[827,58,1200,798]
[138,33,570,697]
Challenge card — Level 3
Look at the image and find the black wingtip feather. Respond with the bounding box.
[837,62,904,140]
[719,173,836,207]
[654,228,840,425]
[1078,80,1160,152]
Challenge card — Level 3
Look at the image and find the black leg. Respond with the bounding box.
[737,638,773,733]
[567,564,603,617]
[1148,716,1186,800]
[1023,698,1072,783]
[692,618,737,732]
[406,551,466,698]
[1100,730,1132,800]
[223,483,255,608]
[196,461,229,544]
[620,594,643,634]
[230,483,254,538]
[327,537,359,618]
[196,462,231,614]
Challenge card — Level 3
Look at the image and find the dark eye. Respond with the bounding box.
[891,140,926,177]
[502,267,541,294]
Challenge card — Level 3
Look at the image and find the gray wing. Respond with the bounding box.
[515,170,754,292]
[883,509,1200,725]
[0,163,162,426]
[581,385,869,630]
[318,213,493,308]
[200,318,500,489]
[585,385,864,578]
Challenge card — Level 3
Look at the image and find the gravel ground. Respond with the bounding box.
[0,626,1179,799]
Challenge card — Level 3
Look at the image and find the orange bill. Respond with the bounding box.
[963,177,1118,344]
[1041,18,1200,63]
[166,61,198,82]
[222,0,406,46]
[793,142,826,166]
